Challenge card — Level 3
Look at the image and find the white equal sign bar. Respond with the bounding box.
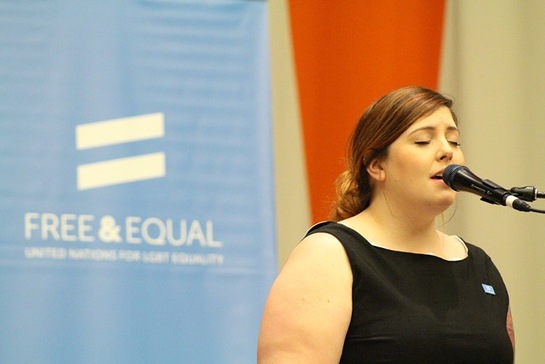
[75,113,166,190]
[77,152,166,190]
[75,113,164,150]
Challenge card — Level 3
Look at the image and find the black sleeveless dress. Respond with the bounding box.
[305,222,513,364]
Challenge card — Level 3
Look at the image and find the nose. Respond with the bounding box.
[437,140,454,161]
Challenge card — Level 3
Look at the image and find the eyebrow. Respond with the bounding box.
[408,125,459,135]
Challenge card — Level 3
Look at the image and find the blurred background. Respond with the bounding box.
[1,0,544,362]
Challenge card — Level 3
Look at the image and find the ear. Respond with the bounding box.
[366,158,385,182]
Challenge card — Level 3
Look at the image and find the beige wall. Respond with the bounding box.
[441,1,545,362]
[270,1,545,361]
[268,0,311,268]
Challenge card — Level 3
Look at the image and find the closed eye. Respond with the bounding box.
[415,140,461,147]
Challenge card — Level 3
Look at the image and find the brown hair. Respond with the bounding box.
[330,86,457,221]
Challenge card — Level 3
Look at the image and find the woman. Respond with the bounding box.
[258,86,515,363]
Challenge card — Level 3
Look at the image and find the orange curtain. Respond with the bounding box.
[289,0,446,221]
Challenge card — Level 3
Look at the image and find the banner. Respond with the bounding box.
[288,1,445,220]
[0,1,275,363]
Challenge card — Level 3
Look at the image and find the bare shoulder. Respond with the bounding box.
[271,231,353,312]
[287,231,352,271]
[258,232,353,363]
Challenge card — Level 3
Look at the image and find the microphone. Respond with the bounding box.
[442,164,531,212]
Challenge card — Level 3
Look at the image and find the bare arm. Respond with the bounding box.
[507,305,515,353]
[257,232,353,363]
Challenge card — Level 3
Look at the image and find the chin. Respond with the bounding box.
[434,194,457,210]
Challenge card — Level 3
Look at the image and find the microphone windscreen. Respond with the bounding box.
[442,164,464,190]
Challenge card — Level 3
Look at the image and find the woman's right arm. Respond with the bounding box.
[257,232,353,363]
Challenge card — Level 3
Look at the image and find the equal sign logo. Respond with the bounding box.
[75,113,166,190]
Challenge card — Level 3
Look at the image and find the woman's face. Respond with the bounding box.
[377,106,465,213]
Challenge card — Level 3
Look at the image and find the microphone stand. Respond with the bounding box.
[510,186,545,214]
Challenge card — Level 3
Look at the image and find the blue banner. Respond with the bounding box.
[0,1,275,363]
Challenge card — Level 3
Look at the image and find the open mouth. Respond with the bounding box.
[431,174,443,180]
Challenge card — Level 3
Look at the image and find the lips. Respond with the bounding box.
[431,169,445,180]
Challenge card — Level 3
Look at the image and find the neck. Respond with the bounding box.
[345,198,445,255]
